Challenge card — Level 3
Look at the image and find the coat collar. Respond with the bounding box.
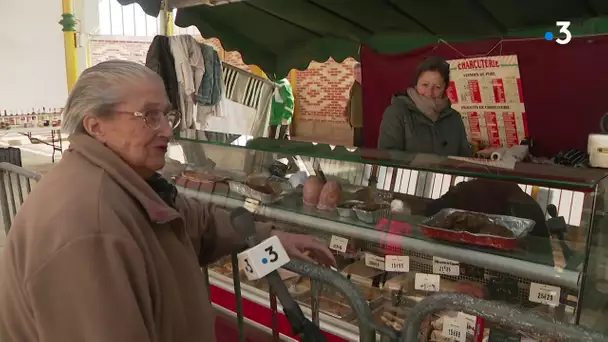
[67,134,181,224]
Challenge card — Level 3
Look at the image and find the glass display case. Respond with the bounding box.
[166,130,608,341]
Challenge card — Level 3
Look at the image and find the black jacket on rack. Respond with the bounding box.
[146,35,180,111]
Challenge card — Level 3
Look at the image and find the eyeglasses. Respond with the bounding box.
[116,109,182,130]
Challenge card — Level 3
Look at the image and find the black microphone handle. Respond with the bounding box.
[266,271,299,309]
[266,272,328,341]
[230,208,326,340]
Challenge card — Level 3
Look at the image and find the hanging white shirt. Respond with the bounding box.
[169,35,205,129]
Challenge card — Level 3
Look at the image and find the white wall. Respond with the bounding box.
[0,0,67,113]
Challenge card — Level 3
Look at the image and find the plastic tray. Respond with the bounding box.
[420,208,535,250]
[352,202,391,224]
[228,177,293,204]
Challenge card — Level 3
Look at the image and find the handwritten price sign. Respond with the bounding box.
[329,235,348,253]
[385,255,409,272]
[415,273,440,292]
[529,282,560,307]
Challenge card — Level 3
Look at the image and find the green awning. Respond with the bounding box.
[118,0,608,79]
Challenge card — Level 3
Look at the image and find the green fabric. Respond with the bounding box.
[378,94,472,157]
[118,0,608,79]
[269,79,294,126]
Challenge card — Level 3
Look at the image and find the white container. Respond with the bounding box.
[588,134,608,168]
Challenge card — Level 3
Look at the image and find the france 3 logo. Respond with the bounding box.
[544,21,572,45]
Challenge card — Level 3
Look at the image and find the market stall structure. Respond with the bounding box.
[92,0,608,340]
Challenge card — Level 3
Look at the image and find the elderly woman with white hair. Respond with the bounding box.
[0,60,335,342]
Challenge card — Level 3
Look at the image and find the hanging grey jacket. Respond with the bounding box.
[378,94,472,157]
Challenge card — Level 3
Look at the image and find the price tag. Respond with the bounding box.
[441,317,466,342]
[364,253,385,270]
[433,257,460,276]
[414,273,440,292]
[457,312,477,336]
[243,198,260,213]
[529,282,561,307]
[385,255,410,272]
[237,235,290,280]
[329,235,348,253]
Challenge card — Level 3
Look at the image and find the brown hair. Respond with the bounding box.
[413,56,450,87]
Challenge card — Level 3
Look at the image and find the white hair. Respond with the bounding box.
[61,60,163,136]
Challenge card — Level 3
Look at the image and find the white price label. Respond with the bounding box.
[414,273,440,292]
[442,317,466,342]
[529,282,561,306]
[433,257,460,276]
[457,312,477,336]
[237,235,290,280]
[364,253,385,270]
[243,198,260,213]
[385,255,410,272]
[329,235,348,253]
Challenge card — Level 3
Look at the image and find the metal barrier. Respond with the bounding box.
[283,259,398,342]
[0,162,42,235]
[401,293,608,342]
[226,257,398,342]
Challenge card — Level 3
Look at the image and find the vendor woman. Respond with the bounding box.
[378,56,472,156]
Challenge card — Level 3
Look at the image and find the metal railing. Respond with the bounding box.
[402,293,608,342]
[226,257,395,342]
[0,162,42,235]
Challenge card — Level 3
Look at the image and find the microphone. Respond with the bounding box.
[230,207,327,341]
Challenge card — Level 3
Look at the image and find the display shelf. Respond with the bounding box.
[172,134,607,335]
[176,130,608,190]
[178,186,579,289]
[208,269,361,342]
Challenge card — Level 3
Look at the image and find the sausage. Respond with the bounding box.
[303,176,324,206]
[317,180,342,211]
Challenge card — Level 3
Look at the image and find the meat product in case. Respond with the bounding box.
[421,208,535,250]
[317,180,342,211]
[303,176,324,206]
[440,211,513,237]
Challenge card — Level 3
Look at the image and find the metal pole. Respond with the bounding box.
[159,0,174,36]
[59,0,78,92]
[230,253,246,342]
[159,0,168,35]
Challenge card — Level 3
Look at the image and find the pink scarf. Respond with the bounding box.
[407,88,450,122]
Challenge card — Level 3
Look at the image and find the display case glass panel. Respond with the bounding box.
[168,131,608,340]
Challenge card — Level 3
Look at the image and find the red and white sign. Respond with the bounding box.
[447,55,528,148]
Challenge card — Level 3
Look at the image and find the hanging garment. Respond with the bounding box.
[196,43,222,106]
[269,78,294,126]
[169,35,205,129]
[202,97,257,136]
[145,36,180,111]
[221,63,275,138]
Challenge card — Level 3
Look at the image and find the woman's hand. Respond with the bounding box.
[270,230,337,267]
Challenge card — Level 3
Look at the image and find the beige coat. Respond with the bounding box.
[0,134,272,342]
